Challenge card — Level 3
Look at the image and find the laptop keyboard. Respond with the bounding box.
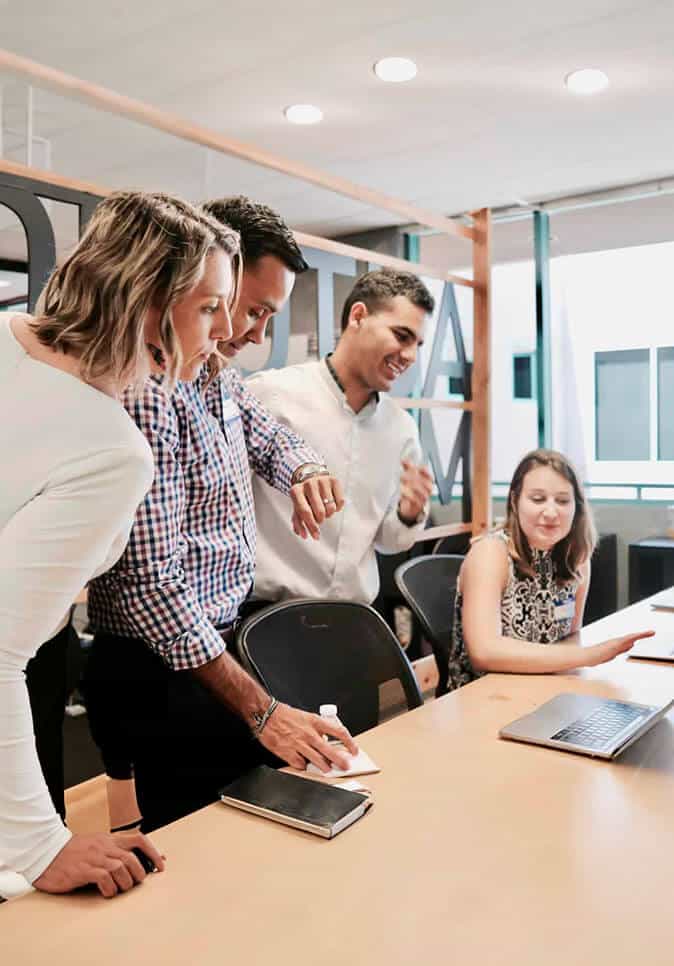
[550,701,647,750]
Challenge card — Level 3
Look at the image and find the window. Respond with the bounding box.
[513,354,534,400]
[658,347,674,459]
[595,349,649,460]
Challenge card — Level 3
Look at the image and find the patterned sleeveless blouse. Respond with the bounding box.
[448,531,579,690]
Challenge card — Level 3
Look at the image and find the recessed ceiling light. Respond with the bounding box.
[373,57,417,83]
[565,68,609,95]
[0,280,11,289]
[284,104,323,125]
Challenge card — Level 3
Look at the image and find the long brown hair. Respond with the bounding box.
[505,449,596,581]
[34,191,240,393]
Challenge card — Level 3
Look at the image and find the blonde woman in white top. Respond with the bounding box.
[0,191,240,898]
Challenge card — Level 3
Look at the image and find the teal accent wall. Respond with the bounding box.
[533,210,552,447]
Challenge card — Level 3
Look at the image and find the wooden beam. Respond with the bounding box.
[0,49,476,242]
[470,209,492,535]
[393,398,474,411]
[0,157,108,197]
[415,522,473,543]
[295,231,476,288]
[0,159,476,290]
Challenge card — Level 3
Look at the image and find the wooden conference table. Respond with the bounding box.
[3,597,674,966]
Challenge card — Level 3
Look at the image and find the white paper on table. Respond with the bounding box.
[0,863,32,900]
[306,744,380,778]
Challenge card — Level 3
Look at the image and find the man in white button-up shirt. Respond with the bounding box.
[247,268,435,605]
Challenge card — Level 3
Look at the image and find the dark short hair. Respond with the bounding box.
[202,196,308,274]
[340,268,434,331]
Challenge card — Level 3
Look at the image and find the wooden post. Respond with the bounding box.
[471,208,492,535]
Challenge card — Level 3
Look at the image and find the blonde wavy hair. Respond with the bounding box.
[504,448,597,582]
[33,191,241,393]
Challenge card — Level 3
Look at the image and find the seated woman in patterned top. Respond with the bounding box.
[447,449,654,690]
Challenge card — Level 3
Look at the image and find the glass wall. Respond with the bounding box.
[550,237,674,492]
[420,221,538,492]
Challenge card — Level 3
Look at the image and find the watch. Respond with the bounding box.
[291,462,329,486]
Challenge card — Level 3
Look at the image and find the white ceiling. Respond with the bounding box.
[1,0,674,246]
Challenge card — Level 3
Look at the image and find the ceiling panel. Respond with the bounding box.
[1,0,673,239]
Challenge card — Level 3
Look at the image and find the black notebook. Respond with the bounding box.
[219,765,370,838]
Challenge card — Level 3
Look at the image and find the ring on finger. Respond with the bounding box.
[323,498,336,506]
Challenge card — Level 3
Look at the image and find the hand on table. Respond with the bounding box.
[33,829,165,898]
[256,702,358,772]
[586,629,655,666]
[290,473,344,540]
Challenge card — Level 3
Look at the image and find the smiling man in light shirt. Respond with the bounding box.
[247,268,435,605]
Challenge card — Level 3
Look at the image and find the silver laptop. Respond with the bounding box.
[629,635,674,662]
[649,588,674,611]
[499,693,674,759]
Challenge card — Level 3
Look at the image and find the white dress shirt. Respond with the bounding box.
[0,317,153,890]
[247,358,428,604]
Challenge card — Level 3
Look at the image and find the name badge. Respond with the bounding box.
[554,600,575,622]
[220,396,240,424]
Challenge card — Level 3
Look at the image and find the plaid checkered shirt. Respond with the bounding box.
[88,366,320,670]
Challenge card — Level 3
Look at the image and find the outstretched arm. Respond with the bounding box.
[192,650,358,771]
[461,540,653,674]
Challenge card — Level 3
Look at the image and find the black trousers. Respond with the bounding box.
[83,632,276,832]
[24,621,78,821]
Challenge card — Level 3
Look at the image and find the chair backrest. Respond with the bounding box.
[432,534,471,557]
[394,554,464,696]
[235,599,423,736]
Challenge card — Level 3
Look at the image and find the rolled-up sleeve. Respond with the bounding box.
[225,369,321,493]
[92,383,227,671]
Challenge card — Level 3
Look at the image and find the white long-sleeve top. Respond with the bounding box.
[0,317,153,885]
[246,358,428,604]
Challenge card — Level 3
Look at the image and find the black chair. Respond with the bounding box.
[394,555,464,697]
[235,599,423,736]
[432,533,471,556]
